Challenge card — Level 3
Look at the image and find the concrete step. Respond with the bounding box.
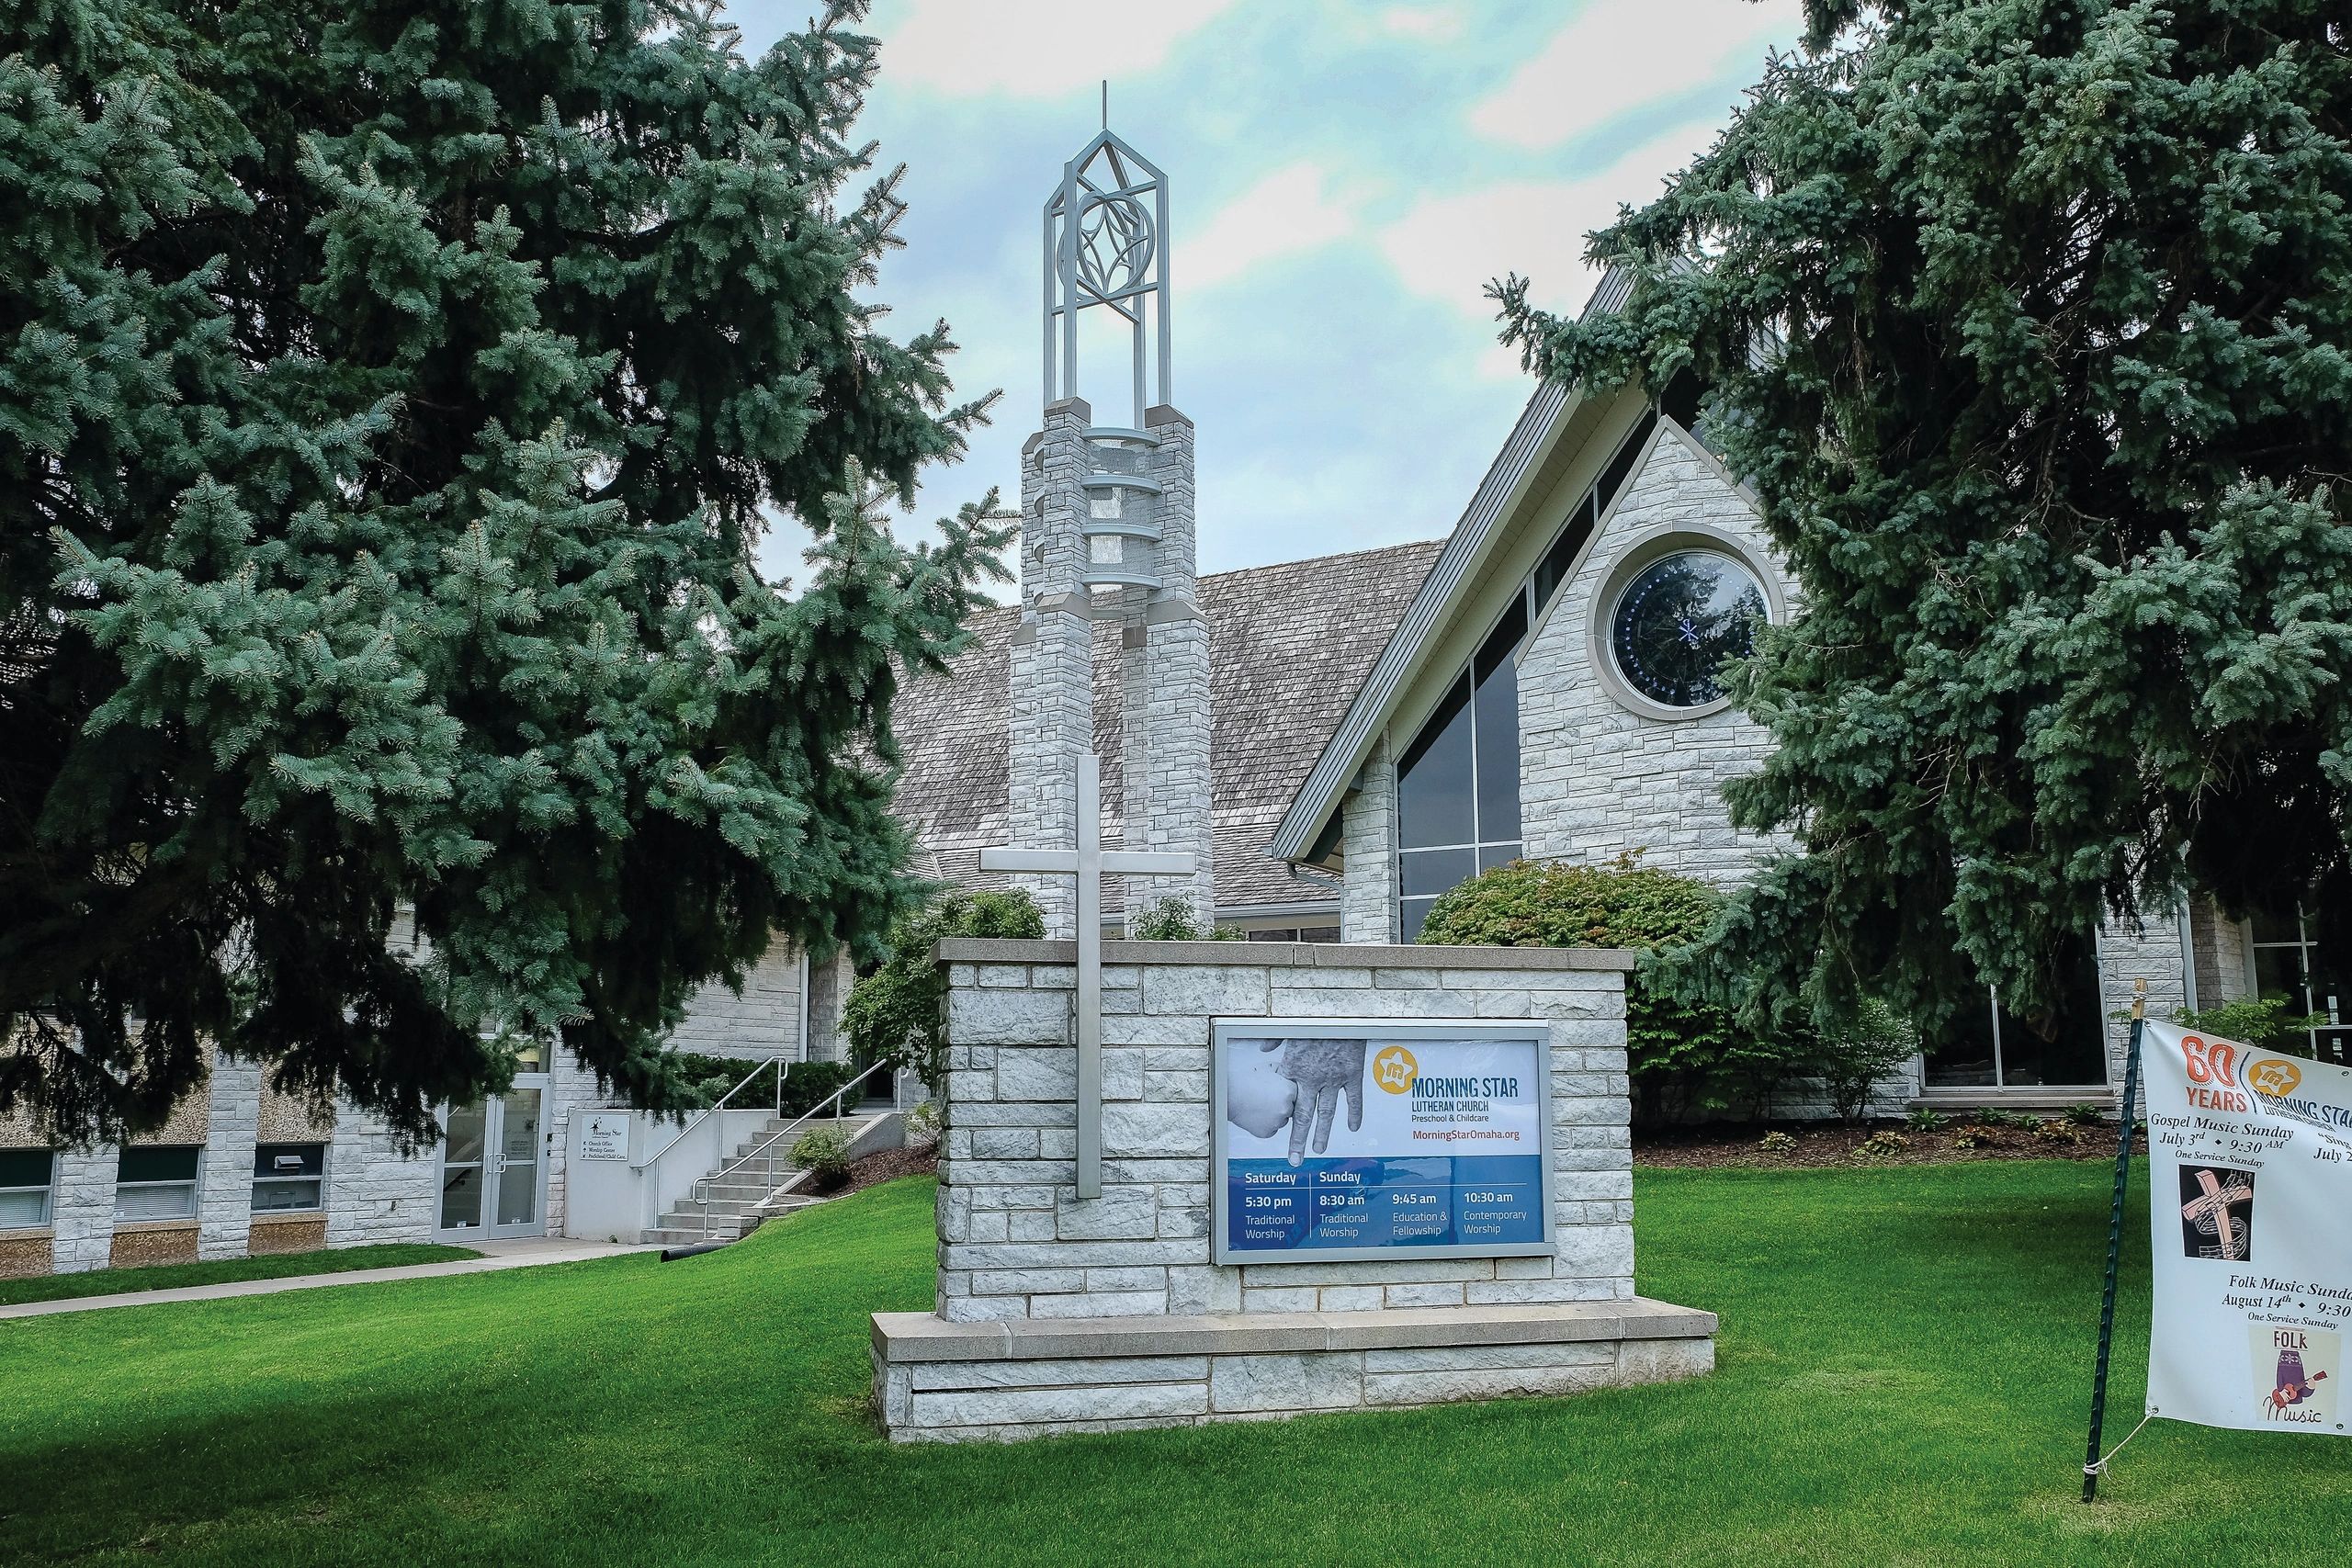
[643,1220,761,1247]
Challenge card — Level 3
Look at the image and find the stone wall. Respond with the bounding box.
[668,940,806,1061]
[2188,896,2253,1008]
[933,940,1634,1324]
[198,1055,264,1260]
[1515,421,1789,885]
[1006,399,1098,939]
[1338,737,1398,944]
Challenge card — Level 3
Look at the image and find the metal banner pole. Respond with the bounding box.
[2082,976,2147,1503]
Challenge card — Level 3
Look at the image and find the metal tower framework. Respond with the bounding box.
[1043,130,1171,426]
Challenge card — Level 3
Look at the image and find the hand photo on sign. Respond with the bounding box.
[1223,1038,1369,1166]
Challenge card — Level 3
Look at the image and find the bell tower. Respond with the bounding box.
[1006,128,1215,936]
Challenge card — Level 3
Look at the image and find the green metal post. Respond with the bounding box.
[2082,978,2146,1503]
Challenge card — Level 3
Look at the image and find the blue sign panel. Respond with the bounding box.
[1213,1022,1554,1264]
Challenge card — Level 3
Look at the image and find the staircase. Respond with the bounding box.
[642,1110,884,1247]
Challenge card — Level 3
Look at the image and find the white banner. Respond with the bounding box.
[2142,1020,2351,1435]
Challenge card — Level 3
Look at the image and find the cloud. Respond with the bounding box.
[1183,163,1363,291]
[1377,118,1723,346]
[875,0,1245,98]
[1467,0,1797,150]
[1377,4,1465,42]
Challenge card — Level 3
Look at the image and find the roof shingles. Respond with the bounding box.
[888,538,1441,916]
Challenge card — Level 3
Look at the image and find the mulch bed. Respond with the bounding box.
[1637,1119,2146,1169]
[837,1139,941,1196]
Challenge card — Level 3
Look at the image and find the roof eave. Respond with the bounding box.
[1265,265,1640,866]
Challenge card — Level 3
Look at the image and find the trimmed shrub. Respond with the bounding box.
[790,1127,854,1191]
[1813,998,1920,1124]
[842,888,1045,1094]
[669,1055,861,1117]
[1128,897,1244,942]
[1416,854,1804,1123]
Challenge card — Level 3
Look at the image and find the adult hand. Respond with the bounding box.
[1261,1039,1368,1167]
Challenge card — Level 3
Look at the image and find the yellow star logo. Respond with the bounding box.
[1373,1045,1419,1095]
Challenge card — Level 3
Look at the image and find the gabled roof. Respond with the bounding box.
[1266,269,1636,866]
[888,537,1443,915]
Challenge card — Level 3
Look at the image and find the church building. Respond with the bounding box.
[3,125,2330,1281]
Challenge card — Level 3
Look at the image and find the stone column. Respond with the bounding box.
[50,1146,118,1274]
[1340,737,1399,943]
[325,1108,435,1247]
[1006,398,1096,939]
[198,1055,264,1259]
[1122,405,1217,926]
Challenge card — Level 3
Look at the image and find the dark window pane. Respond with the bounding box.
[2247,905,2303,944]
[1397,674,1475,849]
[1399,897,1436,943]
[1533,500,1596,616]
[254,1144,325,1179]
[1400,848,1476,898]
[1243,930,1295,943]
[1295,927,1340,943]
[1480,843,1522,874]
[0,1150,51,1189]
[1595,410,1657,519]
[119,1146,198,1184]
[1993,945,2109,1087]
[2253,948,2306,1010]
[1923,989,2000,1088]
[1473,604,1525,843]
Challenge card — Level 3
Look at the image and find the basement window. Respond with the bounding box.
[115,1146,201,1222]
[0,1150,53,1227]
[253,1144,327,1213]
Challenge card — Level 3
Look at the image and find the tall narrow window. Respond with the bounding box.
[2245,903,2350,1064]
[1396,608,1528,940]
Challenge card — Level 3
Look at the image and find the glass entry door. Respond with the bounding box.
[437,1083,547,1239]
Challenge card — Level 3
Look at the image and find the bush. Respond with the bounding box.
[1856,1131,1909,1159]
[2031,1118,2077,1145]
[1905,1107,1949,1133]
[842,888,1046,1094]
[789,1127,853,1191]
[668,1055,862,1118]
[1757,1130,1798,1156]
[2063,1102,2105,1128]
[1128,897,1244,942]
[1951,1129,1988,1151]
[2177,993,2327,1056]
[1813,998,1920,1124]
[1417,854,1803,1122]
[904,1100,943,1147]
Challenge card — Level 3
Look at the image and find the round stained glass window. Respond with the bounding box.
[1607,549,1766,708]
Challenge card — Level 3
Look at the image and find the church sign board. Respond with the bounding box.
[1212,1019,1555,1265]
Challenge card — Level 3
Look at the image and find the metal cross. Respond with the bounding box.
[979,750,1194,1199]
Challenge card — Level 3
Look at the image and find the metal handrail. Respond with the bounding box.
[692,1058,892,1236]
[636,1054,786,1169]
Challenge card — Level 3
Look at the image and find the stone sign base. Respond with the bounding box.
[873,1298,1716,1442]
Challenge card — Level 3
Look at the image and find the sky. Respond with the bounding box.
[724,0,1804,594]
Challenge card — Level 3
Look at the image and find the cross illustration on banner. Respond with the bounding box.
[2182,1167,2256,1260]
[978,751,1194,1200]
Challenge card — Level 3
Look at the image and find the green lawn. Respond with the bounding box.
[0,1163,2341,1567]
[0,1244,480,1307]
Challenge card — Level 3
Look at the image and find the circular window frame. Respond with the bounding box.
[1588,525,1782,722]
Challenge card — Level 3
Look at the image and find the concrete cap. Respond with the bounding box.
[933,938,1639,972]
[872,1297,1716,1364]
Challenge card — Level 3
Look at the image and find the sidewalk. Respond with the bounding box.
[0,1237,662,1323]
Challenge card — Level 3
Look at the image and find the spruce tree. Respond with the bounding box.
[0,1,1008,1140]
[1497,2,2352,1035]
